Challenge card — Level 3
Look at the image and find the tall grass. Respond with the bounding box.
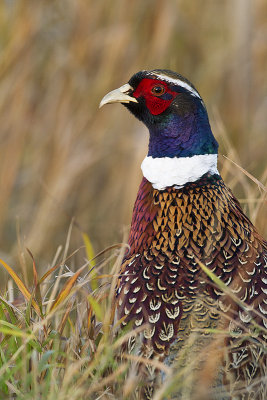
[0,240,127,400]
[0,0,266,275]
[0,233,266,399]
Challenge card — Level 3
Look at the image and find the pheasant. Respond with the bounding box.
[100,70,267,400]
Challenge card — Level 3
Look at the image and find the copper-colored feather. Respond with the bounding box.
[116,174,267,399]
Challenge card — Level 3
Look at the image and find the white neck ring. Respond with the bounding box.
[141,154,219,190]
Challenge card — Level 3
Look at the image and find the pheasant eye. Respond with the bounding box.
[151,85,165,96]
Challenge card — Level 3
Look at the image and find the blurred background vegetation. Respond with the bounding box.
[0,0,266,278]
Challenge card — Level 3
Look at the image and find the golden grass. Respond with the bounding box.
[0,0,265,280]
[0,237,266,399]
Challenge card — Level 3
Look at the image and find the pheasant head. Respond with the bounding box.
[100,69,219,190]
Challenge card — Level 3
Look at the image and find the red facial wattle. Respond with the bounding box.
[133,78,178,115]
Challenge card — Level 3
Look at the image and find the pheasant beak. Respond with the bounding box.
[99,84,138,108]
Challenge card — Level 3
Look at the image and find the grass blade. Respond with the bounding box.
[50,264,87,311]
[0,258,41,316]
